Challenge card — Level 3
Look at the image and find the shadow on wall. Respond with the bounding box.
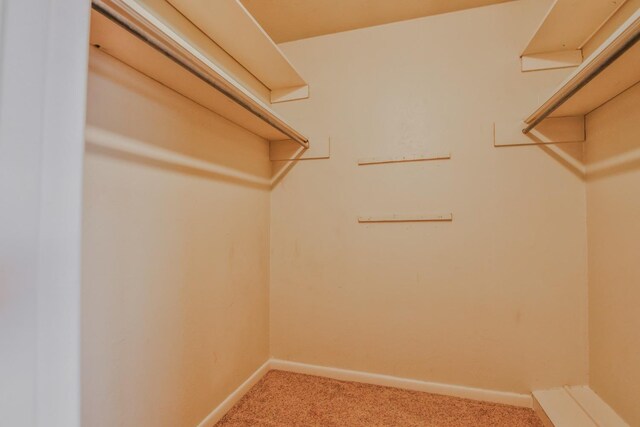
[537,143,586,180]
[586,146,640,181]
[584,82,640,182]
[270,146,307,188]
[87,47,313,191]
[539,82,640,182]
[84,126,309,191]
[498,121,640,183]
[85,126,271,191]
[535,129,640,182]
[87,48,272,183]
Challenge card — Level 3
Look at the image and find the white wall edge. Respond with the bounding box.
[196,360,271,427]
[35,1,91,425]
[269,359,533,408]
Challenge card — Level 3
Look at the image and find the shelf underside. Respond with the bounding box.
[90,8,297,142]
[165,0,307,92]
[550,37,640,117]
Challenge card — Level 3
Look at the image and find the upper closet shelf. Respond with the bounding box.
[520,0,627,71]
[523,8,640,134]
[522,0,626,56]
[165,0,309,103]
[90,0,309,147]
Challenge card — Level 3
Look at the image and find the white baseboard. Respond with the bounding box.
[533,386,629,427]
[197,360,270,427]
[533,387,598,427]
[269,359,532,408]
[197,358,534,426]
[565,386,628,426]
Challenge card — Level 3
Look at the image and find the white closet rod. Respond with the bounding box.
[522,17,640,134]
[91,0,309,148]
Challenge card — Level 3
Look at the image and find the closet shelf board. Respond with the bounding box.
[525,8,640,123]
[90,0,308,146]
[166,0,309,100]
[522,0,627,56]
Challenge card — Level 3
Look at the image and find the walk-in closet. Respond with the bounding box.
[1,0,639,425]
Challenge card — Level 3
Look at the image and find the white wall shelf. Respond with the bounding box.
[90,0,309,147]
[520,0,627,71]
[523,8,640,134]
[165,0,309,103]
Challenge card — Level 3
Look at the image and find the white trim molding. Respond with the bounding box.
[197,358,534,425]
[269,359,532,408]
[197,360,271,427]
[533,386,629,427]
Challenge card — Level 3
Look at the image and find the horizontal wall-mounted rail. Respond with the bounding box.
[91,0,309,148]
[357,153,451,166]
[358,214,453,223]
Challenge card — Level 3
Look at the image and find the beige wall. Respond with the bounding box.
[270,0,589,394]
[586,82,640,426]
[82,49,271,426]
[83,1,640,421]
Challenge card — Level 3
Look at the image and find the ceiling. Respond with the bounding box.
[240,0,514,43]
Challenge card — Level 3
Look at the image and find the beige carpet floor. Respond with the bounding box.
[216,370,544,426]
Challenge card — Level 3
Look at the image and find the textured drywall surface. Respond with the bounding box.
[586,82,640,426]
[82,49,271,427]
[270,0,588,394]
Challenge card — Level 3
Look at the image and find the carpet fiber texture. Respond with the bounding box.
[216,370,544,426]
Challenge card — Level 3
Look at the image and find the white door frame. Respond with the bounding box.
[0,1,90,426]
